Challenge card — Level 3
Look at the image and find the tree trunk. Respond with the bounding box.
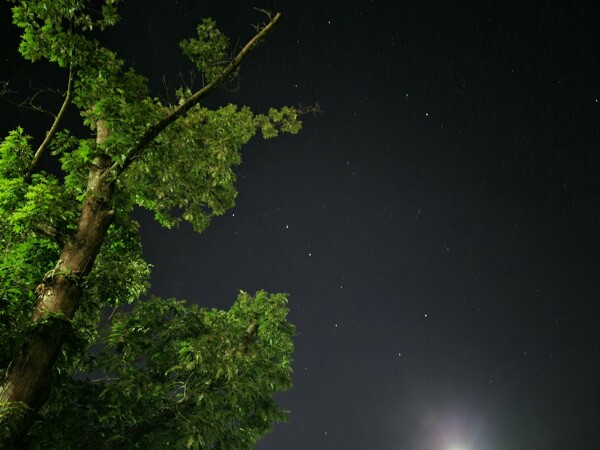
[0,122,115,447]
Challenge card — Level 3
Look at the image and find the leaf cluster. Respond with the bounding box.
[123,103,301,232]
[27,292,294,449]
[9,0,121,67]
[180,18,231,84]
[0,128,65,370]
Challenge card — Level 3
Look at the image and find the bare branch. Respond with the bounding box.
[251,8,273,32]
[177,69,199,93]
[160,76,171,105]
[0,81,13,96]
[24,81,63,116]
[107,12,283,178]
[296,102,322,116]
[253,7,273,20]
[24,68,74,183]
[0,81,64,118]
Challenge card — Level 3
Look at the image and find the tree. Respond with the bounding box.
[0,1,300,448]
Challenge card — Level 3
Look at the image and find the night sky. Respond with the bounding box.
[2,1,600,449]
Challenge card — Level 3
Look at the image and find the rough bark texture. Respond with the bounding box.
[0,122,114,447]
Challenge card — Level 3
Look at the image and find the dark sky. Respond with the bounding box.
[2,1,600,449]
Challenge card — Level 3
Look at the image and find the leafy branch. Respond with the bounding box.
[107,12,283,178]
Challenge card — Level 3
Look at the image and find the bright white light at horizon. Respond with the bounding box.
[446,441,473,450]
[447,445,471,450]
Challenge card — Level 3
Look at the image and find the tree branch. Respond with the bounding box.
[107,12,283,178]
[296,102,322,116]
[0,81,62,118]
[24,68,74,183]
[32,222,68,246]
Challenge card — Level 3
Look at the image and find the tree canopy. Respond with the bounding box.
[0,1,300,448]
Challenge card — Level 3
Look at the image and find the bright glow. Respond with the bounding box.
[447,444,471,450]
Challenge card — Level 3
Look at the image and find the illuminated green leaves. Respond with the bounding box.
[1,3,299,447]
[123,103,301,232]
[27,292,294,449]
[9,0,122,66]
[180,18,230,83]
[0,127,32,178]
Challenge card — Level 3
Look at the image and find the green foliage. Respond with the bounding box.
[9,0,121,67]
[0,401,31,442]
[27,292,294,449]
[55,213,153,376]
[52,131,92,199]
[9,173,78,234]
[0,235,60,372]
[180,18,230,84]
[1,1,300,447]
[0,127,32,177]
[0,128,65,371]
[123,103,300,232]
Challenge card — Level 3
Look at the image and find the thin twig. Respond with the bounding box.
[251,8,273,32]
[0,81,59,118]
[296,102,322,116]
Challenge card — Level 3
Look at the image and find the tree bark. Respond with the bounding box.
[0,122,115,447]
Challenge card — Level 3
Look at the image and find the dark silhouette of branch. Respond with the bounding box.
[0,80,63,118]
[0,81,9,94]
[296,102,322,116]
